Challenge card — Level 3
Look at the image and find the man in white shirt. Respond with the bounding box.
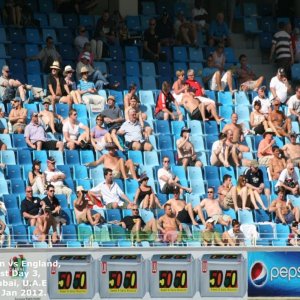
[89,168,132,209]
[269,68,292,104]
[44,157,72,203]
[275,163,300,196]
[157,156,192,195]
[287,85,300,122]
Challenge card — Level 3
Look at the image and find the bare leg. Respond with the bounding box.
[193,204,206,224]
[248,189,258,209]
[181,158,189,171]
[253,76,264,91]
[206,103,223,124]
[125,159,139,180]
[185,203,198,225]
[142,195,150,209]
[240,187,250,210]
[293,207,300,222]
[215,71,223,91]
[117,158,129,179]
[36,141,43,151]
[110,129,124,151]
[230,145,240,167]
[254,191,267,210]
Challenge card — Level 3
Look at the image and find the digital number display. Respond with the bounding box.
[209,254,238,260]
[159,270,187,292]
[209,270,238,292]
[159,255,187,260]
[109,255,138,260]
[58,271,87,294]
[108,271,137,293]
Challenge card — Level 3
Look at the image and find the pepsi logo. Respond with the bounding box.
[250,261,268,287]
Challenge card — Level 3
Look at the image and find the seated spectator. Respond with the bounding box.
[166,186,202,226]
[124,83,137,110]
[0,65,27,103]
[218,174,238,211]
[28,160,46,195]
[222,113,250,153]
[89,168,133,209]
[222,219,246,246]
[236,175,256,210]
[192,0,209,32]
[199,187,232,226]
[76,53,110,89]
[172,69,188,105]
[252,86,272,117]
[63,65,82,104]
[44,157,72,203]
[63,108,90,150]
[282,133,300,167]
[28,36,62,73]
[3,0,22,26]
[275,163,300,195]
[21,186,42,226]
[236,54,264,91]
[125,94,152,137]
[268,99,291,137]
[134,173,162,209]
[74,25,103,60]
[176,127,202,170]
[208,12,230,47]
[210,132,227,166]
[73,186,104,225]
[154,81,183,121]
[156,11,175,46]
[78,42,95,66]
[158,203,183,243]
[250,99,268,135]
[119,204,159,242]
[38,96,65,134]
[287,85,300,122]
[86,142,139,180]
[174,11,197,47]
[245,160,270,207]
[288,221,300,246]
[201,217,225,246]
[0,218,7,247]
[269,146,286,180]
[118,20,130,46]
[118,108,153,151]
[202,54,235,93]
[77,66,106,112]
[47,61,72,108]
[91,114,122,152]
[25,111,64,151]
[8,97,27,133]
[41,184,66,229]
[101,95,125,145]
[257,128,275,166]
[212,42,226,70]
[32,206,58,243]
[269,187,299,224]
[157,156,192,195]
[269,68,292,104]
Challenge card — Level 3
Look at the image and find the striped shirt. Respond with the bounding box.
[272,30,292,60]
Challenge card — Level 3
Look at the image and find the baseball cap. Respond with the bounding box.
[278,68,286,76]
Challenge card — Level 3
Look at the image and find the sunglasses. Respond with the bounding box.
[81,72,88,75]
[26,190,33,193]
[73,113,77,116]
[207,191,214,194]
[164,160,170,163]
[48,190,55,192]
[132,209,139,211]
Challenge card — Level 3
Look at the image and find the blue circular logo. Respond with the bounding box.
[250,261,268,287]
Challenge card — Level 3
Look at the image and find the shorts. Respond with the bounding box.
[190,107,202,120]
[106,202,128,209]
[275,211,294,224]
[258,155,273,167]
[178,157,196,166]
[292,157,300,166]
[12,123,25,133]
[240,80,257,90]
[161,183,176,194]
[112,169,121,178]
[155,110,180,120]
[210,214,231,224]
[177,209,192,223]
[210,71,228,91]
[125,140,147,150]
[41,140,58,150]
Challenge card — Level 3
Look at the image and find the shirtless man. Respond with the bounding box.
[73,186,104,225]
[158,203,183,243]
[33,207,58,243]
[268,99,291,137]
[269,145,286,180]
[269,187,299,224]
[282,133,300,167]
[218,174,239,211]
[199,187,232,226]
[123,83,137,110]
[8,97,27,133]
[181,92,223,124]
[86,142,139,180]
[39,96,65,133]
[166,186,202,226]
[236,54,264,91]
[124,94,152,137]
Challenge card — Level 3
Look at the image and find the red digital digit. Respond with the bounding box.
[159,271,173,288]
[58,272,72,289]
[109,271,123,289]
[210,270,223,288]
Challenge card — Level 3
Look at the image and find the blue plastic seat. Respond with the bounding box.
[0,44,8,59]
[204,166,220,181]
[57,165,72,179]
[0,134,12,149]
[220,167,236,182]
[158,135,173,150]
[48,150,63,165]
[128,150,143,165]
[237,210,254,224]
[126,76,141,90]
[90,165,105,183]
[291,63,300,81]
[189,180,205,195]
[220,106,234,120]
[171,121,186,136]
[188,47,204,62]
[59,44,76,60]
[0,28,8,43]
[154,120,171,135]
[76,179,92,191]
[7,165,22,179]
[157,62,172,77]
[126,16,141,34]
[244,17,261,35]
[189,135,205,152]
[173,62,188,76]
[42,29,57,44]
[173,46,188,62]
[253,209,271,222]
[65,150,80,165]
[106,209,122,222]
[26,60,41,74]
[63,14,78,28]
[144,151,159,167]
[56,103,69,118]
[125,179,139,195]
[61,224,78,242]
[12,224,28,243]
[110,224,128,240]
[141,62,156,76]
[159,150,175,166]
[125,46,140,61]
[171,166,187,182]
[77,223,93,242]
[142,76,157,90]
[8,44,25,59]
[25,44,39,57]
[218,91,233,106]
[187,166,203,181]
[141,1,156,15]
[125,61,140,76]
[79,14,94,28]
[204,121,219,135]
[108,45,124,61]
[108,61,123,76]
[73,165,88,180]
[57,28,74,44]
[8,208,24,225]
[33,12,48,27]
[3,194,19,209]
[275,223,290,241]
[8,28,25,43]
[27,74,42,87]
[48,13,64,28]
[235,105,250,122]
[80,150,95,165]
[256,224,274,246]
[1,150,16,165]
[10,179,25,194]
[139,90,155,106]
[0,180,9,195]
[38,0,54,13]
